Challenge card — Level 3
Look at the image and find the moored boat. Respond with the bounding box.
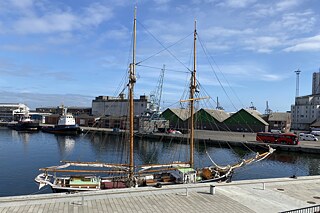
[41,108,81,135]
[14,113,40,131]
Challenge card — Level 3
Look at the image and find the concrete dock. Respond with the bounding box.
[1,176,320,213]
[82,127,320,154]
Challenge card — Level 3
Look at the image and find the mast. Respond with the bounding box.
[129,7,137,182]
[189,20,197,168]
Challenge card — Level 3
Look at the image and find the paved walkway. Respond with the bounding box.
[1,176,320,213]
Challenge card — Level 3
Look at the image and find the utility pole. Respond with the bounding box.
[295,69,301,97]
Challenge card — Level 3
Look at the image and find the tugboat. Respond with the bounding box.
[41,107,81,135]
[14,113,40,131]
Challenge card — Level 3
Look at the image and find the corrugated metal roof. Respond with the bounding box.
[268,112,290,121]
[201,108,230,122]
[169,108,190,121]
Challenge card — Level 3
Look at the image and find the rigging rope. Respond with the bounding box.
[136,20,192,72]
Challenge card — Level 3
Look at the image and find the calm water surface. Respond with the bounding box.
[0,128,320,197]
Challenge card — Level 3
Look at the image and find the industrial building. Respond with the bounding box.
[190,108,230,131]
[262,112,291,132]
[291,71,320,130]
[92,94,150,117]
[223,109,268,132]
[0,103,29,121]
[161,108,269,133]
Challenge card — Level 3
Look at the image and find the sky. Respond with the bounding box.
[0,0,319,113]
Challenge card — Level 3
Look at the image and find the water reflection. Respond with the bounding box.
[55,135,76,158]
[19,132,31,144]
[84,133,129,163]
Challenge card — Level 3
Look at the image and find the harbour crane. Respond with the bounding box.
[149,65,165,117]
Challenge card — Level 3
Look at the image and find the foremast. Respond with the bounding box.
[189,20,197,168]
[128,7,137,185]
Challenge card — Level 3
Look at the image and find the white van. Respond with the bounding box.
[299,133,318,141]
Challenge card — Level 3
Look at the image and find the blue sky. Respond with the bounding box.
[0,0,319,113]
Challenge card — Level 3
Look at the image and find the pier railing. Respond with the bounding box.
[280,204,320,213]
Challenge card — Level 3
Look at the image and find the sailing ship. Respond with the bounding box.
[35,8,274,192]
[41,107,81,135]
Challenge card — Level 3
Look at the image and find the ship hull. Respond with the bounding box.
[14,122,40,131]
[42,125,81,135]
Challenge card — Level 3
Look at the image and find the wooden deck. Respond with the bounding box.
[1,176,320,212]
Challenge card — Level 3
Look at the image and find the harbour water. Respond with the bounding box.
[0,128,320,197]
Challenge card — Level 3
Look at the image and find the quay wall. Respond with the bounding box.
[81,127,320,154]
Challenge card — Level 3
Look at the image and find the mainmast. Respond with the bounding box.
[128,7,137,182]
[189,20,197,168]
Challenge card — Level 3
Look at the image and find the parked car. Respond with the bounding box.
[311,131,320,136]
[299,133,318,141]
[167,129,182,134]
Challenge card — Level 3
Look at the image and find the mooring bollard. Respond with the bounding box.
[210,185,215,195]
[186,186,189,196]
[262,183,265,190]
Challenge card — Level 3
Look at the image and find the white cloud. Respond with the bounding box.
[284,35,320,52]
[10,0,34,9]
[251,0,302,17]
[275,0,300,11]
[104,26,130,41]
[82,3,113,27]
[1,44,44,52]
[47,32,75,45]
[154,0,171,4]
[14,13,78,34]
[261,74,284,81]
[269,10,316,33]
[8,2,113,35]
[202,27,255,37]
[217,0,256,8]
[202,42,231,51]
[244,36,282,53]
[206,63,286,82]
[143,19,189,43]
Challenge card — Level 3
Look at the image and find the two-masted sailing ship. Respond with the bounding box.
[35,8,274,192]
